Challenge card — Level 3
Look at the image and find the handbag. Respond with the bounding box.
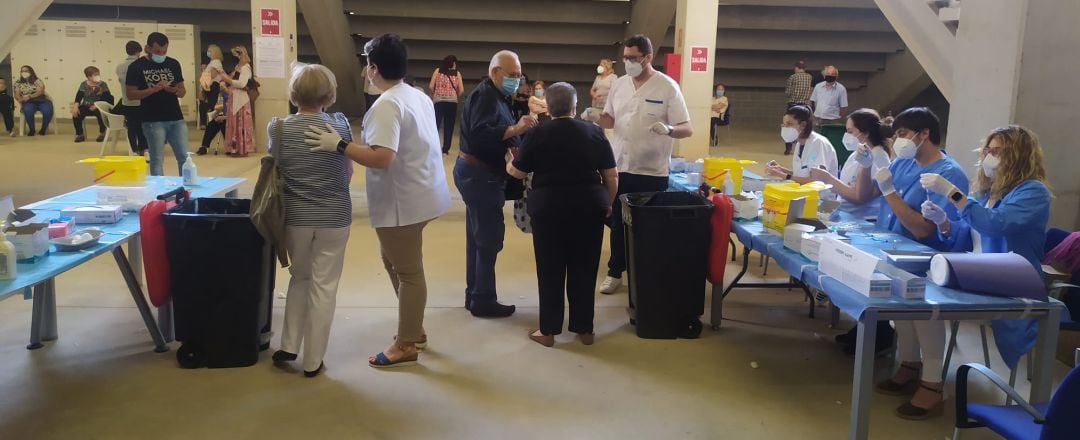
[512,174,533,233]
[246,77,261,103]
[250,117,289,267]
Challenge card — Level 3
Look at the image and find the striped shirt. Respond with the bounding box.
[269,112,354,228]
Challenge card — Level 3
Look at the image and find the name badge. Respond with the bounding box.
[645,99,663,104]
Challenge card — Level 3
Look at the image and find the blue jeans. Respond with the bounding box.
[142,120,189,176]
[21,100,53,133]
[452,157,506,306]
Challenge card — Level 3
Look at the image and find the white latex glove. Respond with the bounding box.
[580,107,601,123]
[650,121,672,136]
[305,122,343,153]
[870,146,891,170]
[852,144,873,168]
[874,168,896,196]
[920,173,960,197]
[921,200,948,226]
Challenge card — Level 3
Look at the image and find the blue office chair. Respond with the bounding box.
[954,362,1080,439]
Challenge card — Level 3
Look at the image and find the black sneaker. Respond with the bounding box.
[38,128,46,136]
[27,130,35,137]
[197,146,209,155]
[74,135,85,143]
[469,300,516,318]
[272,350,297,364]
[96,133,105,142]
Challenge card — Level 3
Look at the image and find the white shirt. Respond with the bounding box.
[791,131,838,178]
[602,72,690,177]
[203,59,224,82]
[361,83,451,228]
[809,81,848,120]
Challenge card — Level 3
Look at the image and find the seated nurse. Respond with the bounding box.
[851,107,969,420]
[765,104,838,182]
[809,108,893,219]
[894,125,1052,420]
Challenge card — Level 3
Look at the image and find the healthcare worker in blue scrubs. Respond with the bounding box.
[902,125,1052,420]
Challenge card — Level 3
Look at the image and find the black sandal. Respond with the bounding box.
[875,363,921,396]
[895,384,944,420]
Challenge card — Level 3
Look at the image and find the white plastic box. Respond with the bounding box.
[96,186,155,211]
[61,205,123,224]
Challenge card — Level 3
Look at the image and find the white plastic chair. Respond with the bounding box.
[94,101,131,157]
[15,108,60,136]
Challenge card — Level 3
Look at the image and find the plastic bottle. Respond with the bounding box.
[182,152,199,186]
[722,173,735,195]
[0,228,16,280]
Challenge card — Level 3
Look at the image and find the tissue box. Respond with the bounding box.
[7,224,50,263]
[784,223,817,252]
[96,186,154,211]
[48,221,75,239]
[61,205,123,224]
[877,263,927,299]
[732,193,760,220]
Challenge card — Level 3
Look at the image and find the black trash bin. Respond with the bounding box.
[163,198,275,368]
[621,191,712,339]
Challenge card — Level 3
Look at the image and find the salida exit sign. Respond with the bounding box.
[261,8,280,36]
[690,46,708,72]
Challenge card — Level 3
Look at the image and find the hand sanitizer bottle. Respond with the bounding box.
[182,152,198,186]
[0,228,16,280]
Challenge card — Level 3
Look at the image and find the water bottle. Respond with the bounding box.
[722,173,735,195]
[182,152,198,186]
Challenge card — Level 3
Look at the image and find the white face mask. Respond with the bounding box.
[780,126,800,143]
[893,135,921,159]
[91,75,100,83]
[981,153,1000,178]
[20,72,30,79]
[624,59,644,78]
[206,51,213,58]
[596,65,605,75]
[842,132,860,151]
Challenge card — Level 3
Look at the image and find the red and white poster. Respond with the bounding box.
[690,46,708,72]
[260,8,280,36]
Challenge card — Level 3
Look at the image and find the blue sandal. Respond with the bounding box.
[368,350,419,369]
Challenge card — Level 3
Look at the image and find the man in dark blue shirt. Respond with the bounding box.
[454,50,538,318]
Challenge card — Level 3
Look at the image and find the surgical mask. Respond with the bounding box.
[500,76,520,95]
[825,75,837,83]
[151,54,166,63]
[624,59,643,78]
[534,89,544,97]
[20,72,29,79]
[596,65,605,74]
[842,132,860,151]
[780,126,800,143]
[715,90,725,97]
[91,75,100,83]
[206,51,212,58]
[981,154,1000,178]
[893,136,920,159]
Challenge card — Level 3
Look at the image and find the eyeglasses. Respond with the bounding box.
[622,55,645,63]
[495,67,523,79]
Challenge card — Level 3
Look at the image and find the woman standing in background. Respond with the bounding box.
[429,55,464,155]
[225,45,254,156]
[590,59,616,113]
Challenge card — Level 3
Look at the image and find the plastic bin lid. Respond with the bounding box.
[623,191,711,208]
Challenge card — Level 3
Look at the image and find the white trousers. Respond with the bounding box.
[896,320,946,382]
[280,226,350,372]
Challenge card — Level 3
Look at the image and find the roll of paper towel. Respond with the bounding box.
[927,252,1046,301]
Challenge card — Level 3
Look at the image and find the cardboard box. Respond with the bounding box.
[784,223,817,252]
[819,237,891,297]
[6,223,49,263]
[801,232,848,262]
[877,263,926,299]
[731,192,760,220]
[61,205,123,224]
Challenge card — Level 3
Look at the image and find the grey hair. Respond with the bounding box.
[488,50,519,75]
[545,82,577,118]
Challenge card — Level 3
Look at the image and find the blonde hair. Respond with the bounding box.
[288,63,337,109]
[973,125,1050,200]
[533,80,545,89]
[207,44,223,61]
[599,58,614,73]
[232,46,251,65]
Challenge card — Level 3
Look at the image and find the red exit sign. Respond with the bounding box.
[690,46,708,72]
[261,8,280,36]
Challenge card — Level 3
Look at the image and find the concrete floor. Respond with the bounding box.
[0,123,1069,439]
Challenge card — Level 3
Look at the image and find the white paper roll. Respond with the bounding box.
[928,253,954,287]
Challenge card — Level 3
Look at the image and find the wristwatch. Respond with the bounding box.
[949,189,964,203]
[785,173,792,180]
[336,139,349,154]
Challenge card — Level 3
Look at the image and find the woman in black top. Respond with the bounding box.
[507,82,618,347]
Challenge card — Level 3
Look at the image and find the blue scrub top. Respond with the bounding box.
[876,153,969,251]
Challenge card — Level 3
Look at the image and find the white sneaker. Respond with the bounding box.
[599,276,622,294]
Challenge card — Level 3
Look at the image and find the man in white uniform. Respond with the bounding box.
[582,34,692,294]
[307,34,451,368]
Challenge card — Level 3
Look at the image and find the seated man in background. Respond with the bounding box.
[71,66,113,143]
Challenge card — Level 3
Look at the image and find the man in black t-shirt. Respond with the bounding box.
[125,32,188,176]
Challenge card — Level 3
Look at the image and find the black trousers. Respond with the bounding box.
[73,105,105,136]
[607,173,669,278]
[0,95,13,132]
[433,101,457,154]
[198,82,221,127]
[529,185,607,335]
[202,118,227,147]
[114,103,147,153]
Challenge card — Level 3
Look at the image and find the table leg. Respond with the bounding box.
[728,237,736,262]
[848,311,878,440]
[1030,309,1060,403]
[722,247,752,297]
[42,278,58,341]
[129,236,144,288]
[26,282,46,350]
[157,301,175,343]
[710,283,723,330]
[830,304,841,329]
[801,282,815,319]
[111,247,169,353]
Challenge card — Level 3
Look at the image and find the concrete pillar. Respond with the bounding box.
[624,0,677,56]
[0,1,50,59]
[249,0,297,152]
[297,0,365,118]
[672,0,717,161]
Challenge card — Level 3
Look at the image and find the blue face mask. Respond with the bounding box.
[500,77,520,96]
[715,90,725,97]
[151,54,166,64]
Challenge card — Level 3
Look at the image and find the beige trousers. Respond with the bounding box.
[376,220,433,343]
[280,226,350,372]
